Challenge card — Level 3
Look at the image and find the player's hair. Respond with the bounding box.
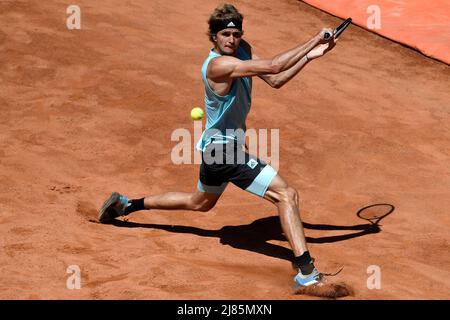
[207,4,244,43]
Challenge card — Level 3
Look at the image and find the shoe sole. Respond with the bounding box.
[98,192,121,223]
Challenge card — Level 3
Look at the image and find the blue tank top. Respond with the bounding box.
[196,47,252,152]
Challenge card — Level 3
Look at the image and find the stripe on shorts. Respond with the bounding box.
[245,165,277,197]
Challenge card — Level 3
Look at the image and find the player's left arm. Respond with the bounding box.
[254,52,309,89]
[246,39,338,89]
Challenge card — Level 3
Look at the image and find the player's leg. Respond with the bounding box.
[263,174,308,257]
[234,162,311,265]
[262,174,321,286]
[98,189,221,223]
[142,190,220,212]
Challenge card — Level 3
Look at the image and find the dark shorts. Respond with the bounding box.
[197,141,277,197]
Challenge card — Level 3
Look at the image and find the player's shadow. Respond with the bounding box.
[111,203,394,263]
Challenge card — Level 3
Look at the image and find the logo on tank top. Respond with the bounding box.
[247,158,258,169]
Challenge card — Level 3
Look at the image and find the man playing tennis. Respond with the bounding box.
[99,4,344,294]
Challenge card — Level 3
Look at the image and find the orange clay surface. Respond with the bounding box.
[1,0,449,299]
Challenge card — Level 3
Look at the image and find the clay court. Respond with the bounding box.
[1,0,449,299]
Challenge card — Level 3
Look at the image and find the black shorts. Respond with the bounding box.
[197,141,277,197]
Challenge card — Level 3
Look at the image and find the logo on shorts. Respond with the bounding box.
[247,159,258,169]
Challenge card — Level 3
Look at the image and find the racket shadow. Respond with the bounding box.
[356,203,395,226]
[108,203,394,263]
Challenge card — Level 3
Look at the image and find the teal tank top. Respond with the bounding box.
[196,47,252,152]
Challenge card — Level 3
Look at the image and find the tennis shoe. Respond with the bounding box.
[98,192,129,223]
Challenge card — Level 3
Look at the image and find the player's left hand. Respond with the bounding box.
[306,37,338,61]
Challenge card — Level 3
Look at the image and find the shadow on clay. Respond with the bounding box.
[105,203,395,263]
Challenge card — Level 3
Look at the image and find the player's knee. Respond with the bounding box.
[192,197,217,212]
[278,186,299,205]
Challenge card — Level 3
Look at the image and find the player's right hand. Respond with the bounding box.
[317,28,334,43]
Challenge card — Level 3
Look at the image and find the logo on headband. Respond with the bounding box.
[211,19,242,34]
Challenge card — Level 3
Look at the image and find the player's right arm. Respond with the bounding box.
[207,56,282,81]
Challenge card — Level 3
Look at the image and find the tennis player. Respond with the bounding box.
[99,3,339,291]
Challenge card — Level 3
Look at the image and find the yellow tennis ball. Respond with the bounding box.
[190,107,204,120]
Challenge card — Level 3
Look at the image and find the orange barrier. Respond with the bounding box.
[301,0,450,65]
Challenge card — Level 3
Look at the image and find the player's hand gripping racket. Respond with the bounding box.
[324,17,352,40]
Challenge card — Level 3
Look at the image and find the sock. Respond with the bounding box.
[294,251,315,275]
[124,198,145,215]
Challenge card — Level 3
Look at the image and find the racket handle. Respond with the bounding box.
[324,32,331,39]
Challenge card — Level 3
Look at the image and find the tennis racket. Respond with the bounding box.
[324,17,352,40]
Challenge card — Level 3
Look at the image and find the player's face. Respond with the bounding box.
[215,28,243,56]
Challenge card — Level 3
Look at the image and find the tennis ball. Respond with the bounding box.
[190,107,204,120]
